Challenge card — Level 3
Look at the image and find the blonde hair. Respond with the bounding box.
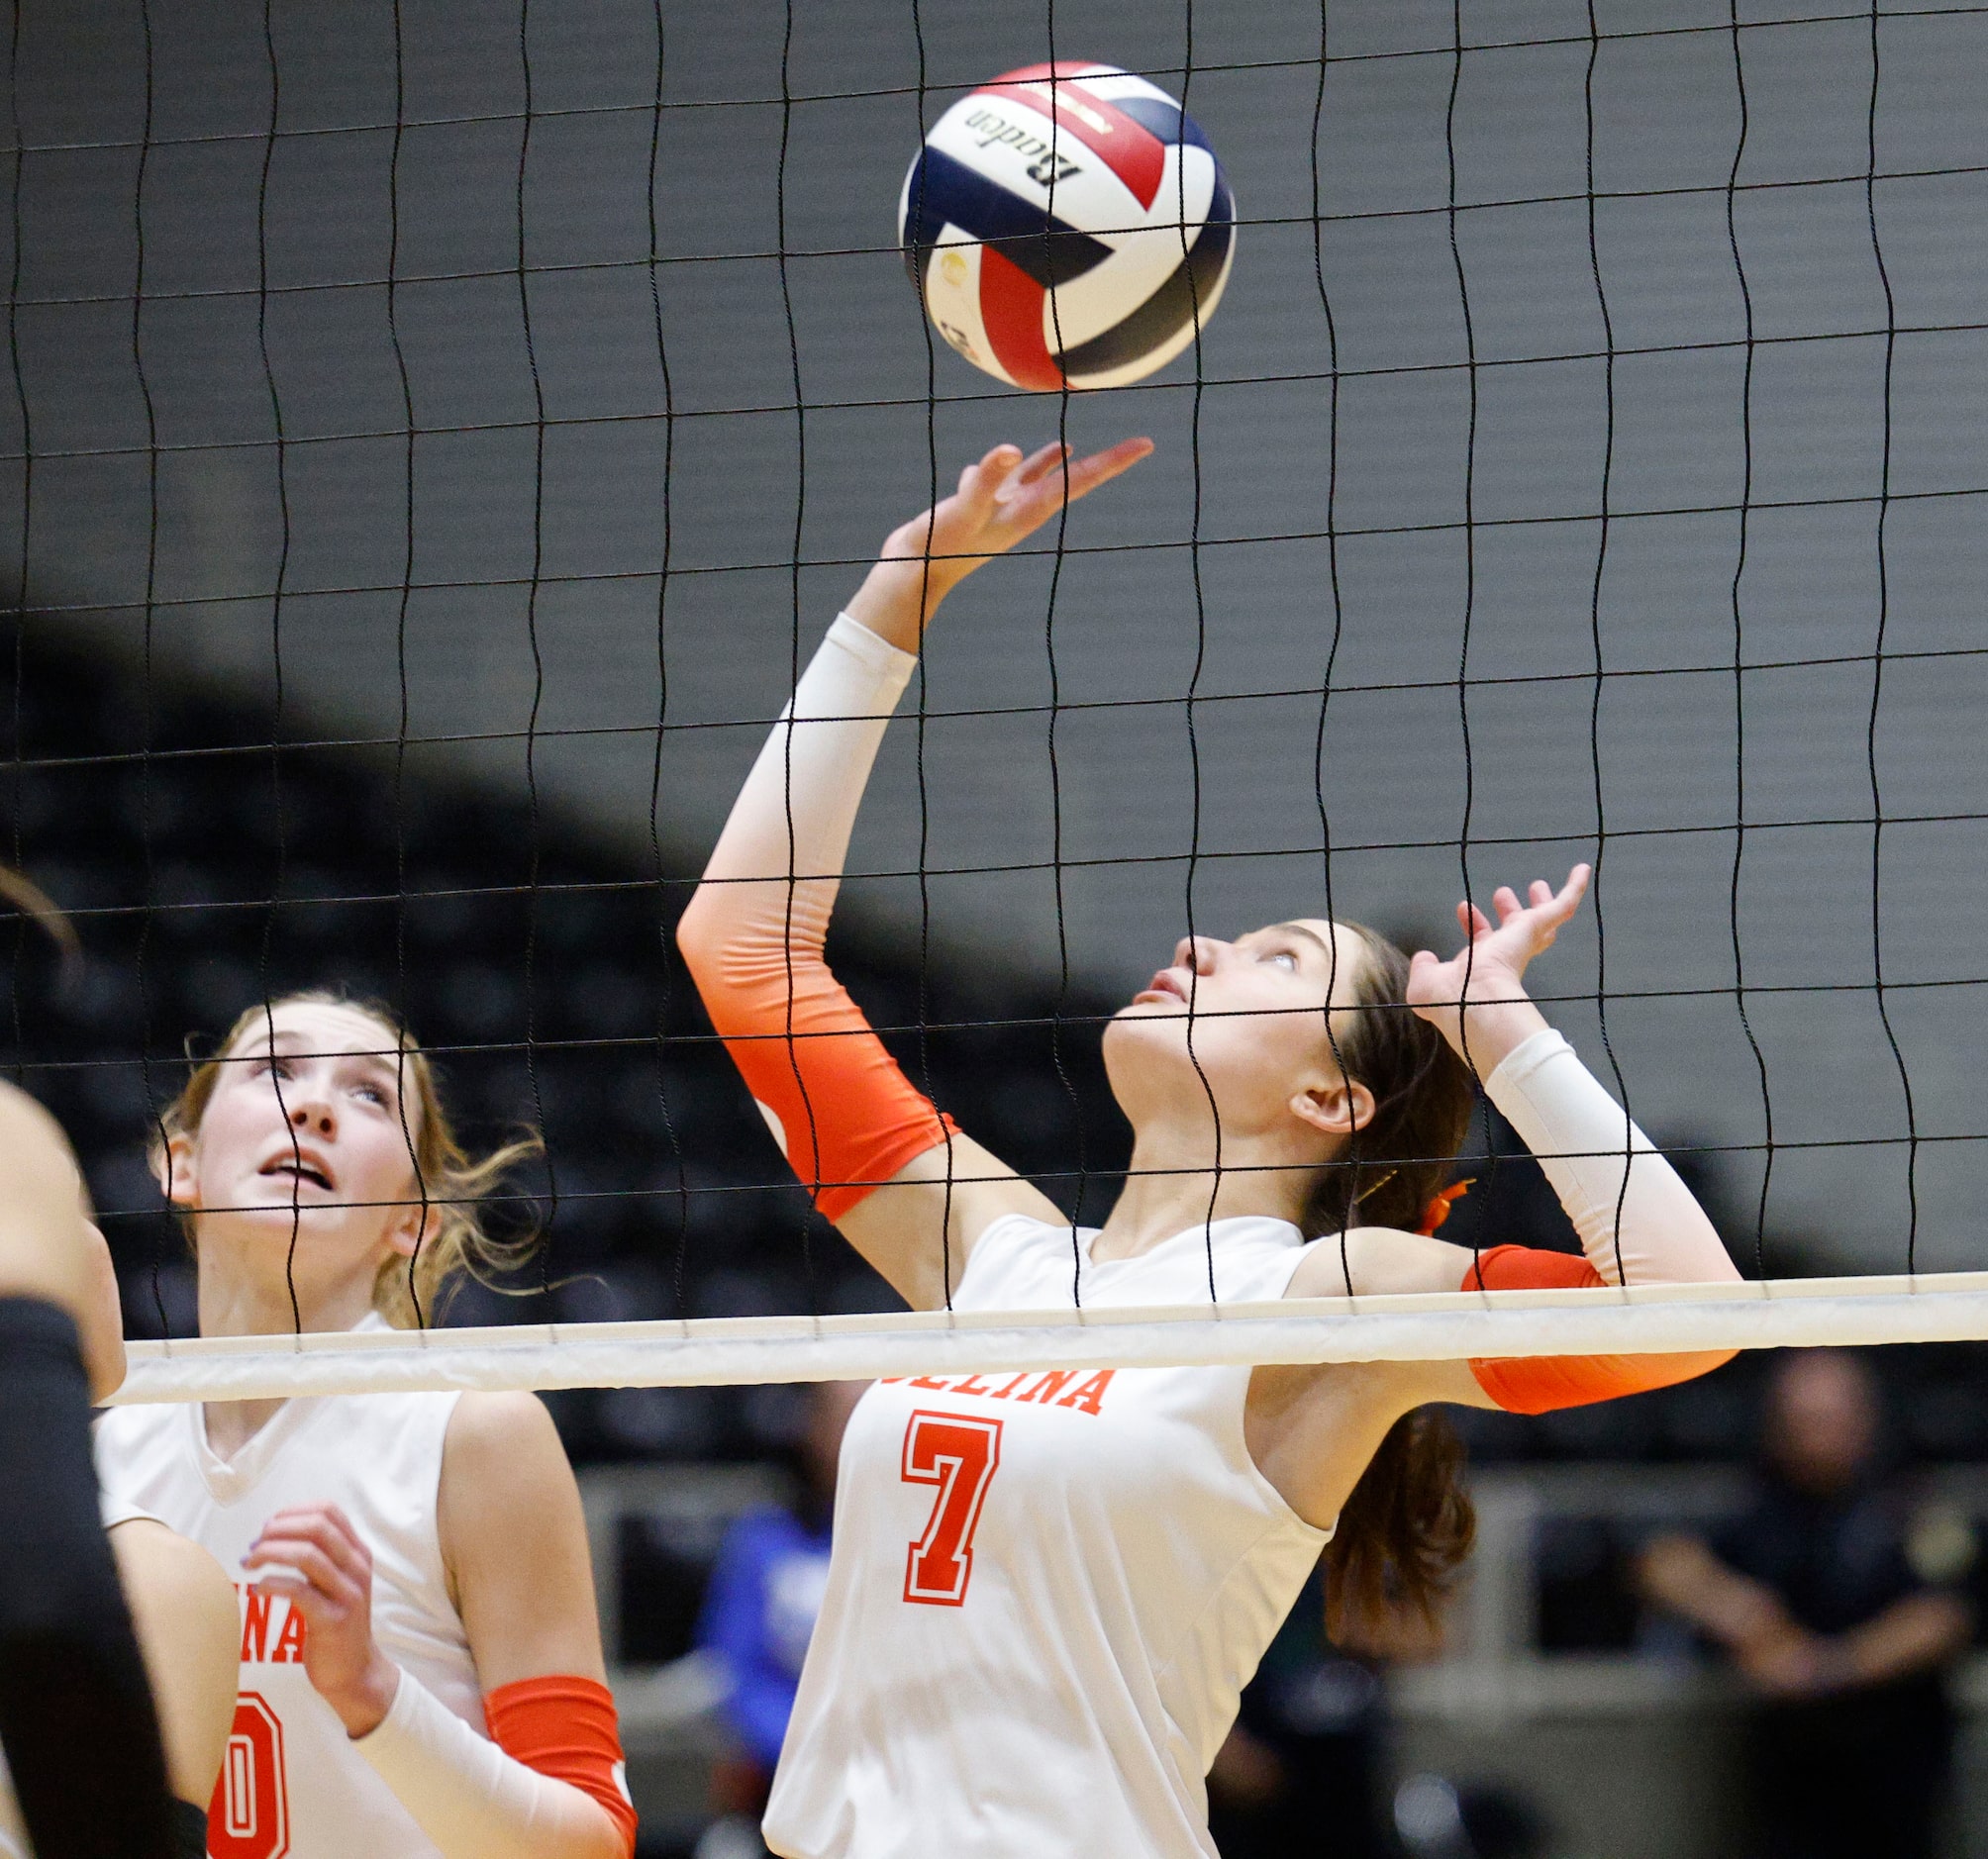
[151,990,544,1327]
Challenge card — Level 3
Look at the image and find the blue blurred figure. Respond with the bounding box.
[695,1381,865,1857]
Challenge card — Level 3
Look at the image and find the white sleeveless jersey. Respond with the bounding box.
[95,1335,480,1859]
[763,1214,1333,1859]
[0,1495,167,1858]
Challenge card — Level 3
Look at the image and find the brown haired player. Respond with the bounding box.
[677,438,1742,1858]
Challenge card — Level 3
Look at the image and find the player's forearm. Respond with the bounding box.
[844,552,954,652]
[355,1668,627,1859]
[1483,1030,1739,1287]
[680,613,916,962]
[1433,988,1552,1081]
[675,613,956,1234]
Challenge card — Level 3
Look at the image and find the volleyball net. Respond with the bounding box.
[7,2,1988,1406]
[103,1272,1988,1407]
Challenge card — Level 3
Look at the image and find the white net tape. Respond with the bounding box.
[106,1271,1988,1405]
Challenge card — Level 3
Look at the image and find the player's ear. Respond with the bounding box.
[383,1195,440,1263]
[155,1130,199,1210]
[1289,1076,1374,1144]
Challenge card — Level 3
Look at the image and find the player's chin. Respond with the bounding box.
[1101,1006,1198,1070]
[238,1195,350,1227]
[1114,993,1190,1022]
[1105,1002,1186,1049]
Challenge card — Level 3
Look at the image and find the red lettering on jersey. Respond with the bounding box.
[950,1373,995,1398]
[270,1606,308,1665]
[241,1590,273,1663]
[985,1371,1033,1400]
[907,1374,951,1391]
[1015,1369,1076,1405]
[1054,1370,1116,1416]
[901,1411,1002,1606]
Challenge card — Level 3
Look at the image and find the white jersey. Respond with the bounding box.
[0,1497,164,1858]
[95,1328,480,1859]
[763,1214,1333,1859]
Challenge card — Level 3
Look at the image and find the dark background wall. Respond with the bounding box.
[4,0,1987,1272]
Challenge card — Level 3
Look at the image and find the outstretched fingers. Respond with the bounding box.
[1538,862,1591,927]
[1494,864,1590,950]
[1011,440,1072,488]
[956,442,1024,506]
[1064,435,1155,502]
[1000,435,1153,528]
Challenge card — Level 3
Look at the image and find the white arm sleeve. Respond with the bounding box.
[1482,1028,1739,1288]
[353,1668,618,1859]
[696,612,918,934]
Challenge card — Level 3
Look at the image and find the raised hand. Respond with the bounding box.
[847,437,1154,650]
[243,1502,401,1737]
[1405,864,1590,1073]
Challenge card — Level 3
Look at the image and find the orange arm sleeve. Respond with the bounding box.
[1463,1244,1737,1416]
[483,1675,637,1858]
[680,925,958,1223]
[676,615,959,1222]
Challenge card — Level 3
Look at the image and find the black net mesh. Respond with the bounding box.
[3,3,1986,1457]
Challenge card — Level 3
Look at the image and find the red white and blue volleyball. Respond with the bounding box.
[898,63,1235,392]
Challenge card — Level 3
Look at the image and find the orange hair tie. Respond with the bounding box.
[1417,1179,1474,1236]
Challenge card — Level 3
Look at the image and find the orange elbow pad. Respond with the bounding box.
[690,937,958,1221]
[1463,1243,1737,1415]
[484,1675,638,1856]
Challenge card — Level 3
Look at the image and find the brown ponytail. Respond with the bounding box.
[1323,1410,1476,1646]
[1302,924,1480,1645]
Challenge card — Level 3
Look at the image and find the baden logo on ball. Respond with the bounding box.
[898,61,1235,391]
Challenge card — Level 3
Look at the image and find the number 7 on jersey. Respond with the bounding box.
[901,1411,1002,1606]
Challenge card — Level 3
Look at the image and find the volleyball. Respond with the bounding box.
[898,62,1235,391]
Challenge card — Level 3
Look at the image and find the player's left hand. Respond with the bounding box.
[1406,865,1589,1046]
[244,1502,402,1738]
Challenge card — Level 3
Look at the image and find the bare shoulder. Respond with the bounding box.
[442,1389,572,1505]
[1284,1225,1477,1300]
[110,1517,237,1634]
[439,1392,591,1580]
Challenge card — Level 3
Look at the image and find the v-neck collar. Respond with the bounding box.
[190,1390,323,1506]
[190,1311,394,1505]
[1080,1214,1304,1272]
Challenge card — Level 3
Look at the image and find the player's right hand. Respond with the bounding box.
[847,436,1153,648]
[244,1501,403,1738]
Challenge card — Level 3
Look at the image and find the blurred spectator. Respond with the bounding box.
[1638,1349,1975,1859]
[1392,1773,1548,1859]
[1208,1560,1447,1858]
[693,1381,865,1859]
